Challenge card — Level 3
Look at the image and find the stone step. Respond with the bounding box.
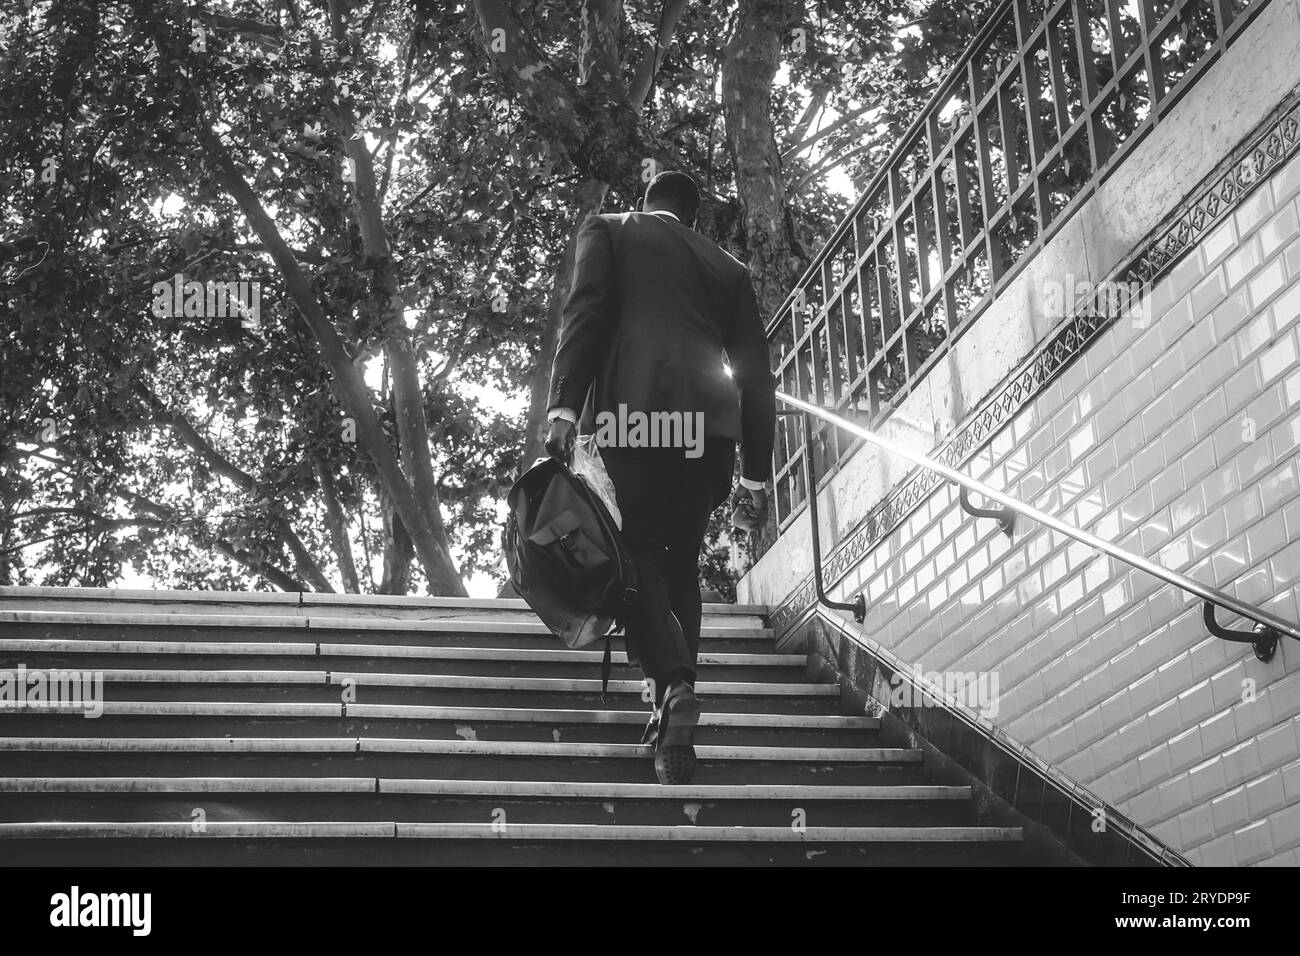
[0,735,919,785]
[3,669,836,713]
[0,701,877,747]
[0,778,977,827]
[0,620,775,654]
[0,586,769,626]
[3,644,807,684]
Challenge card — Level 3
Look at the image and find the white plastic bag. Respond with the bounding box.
[571,435,622,529]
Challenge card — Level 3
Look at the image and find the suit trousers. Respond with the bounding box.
[600,437,736,695]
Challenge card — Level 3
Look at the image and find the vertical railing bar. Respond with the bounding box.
[927,113,958,332]
[846,216,867,405]
[1045,5,1074,139]
[1138,0,1161,119]
[1014,0,1050,237]
[1072,0,1104,174]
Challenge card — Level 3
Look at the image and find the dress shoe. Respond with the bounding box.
[653,680,700,785]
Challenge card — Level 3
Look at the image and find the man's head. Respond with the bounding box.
[642,170,700,227]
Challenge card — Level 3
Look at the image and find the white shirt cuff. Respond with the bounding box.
[739,477,765,490]
[547,407,577,424]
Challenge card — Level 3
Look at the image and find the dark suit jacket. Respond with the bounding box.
[548,212,776,483]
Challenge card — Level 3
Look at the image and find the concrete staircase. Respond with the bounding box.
[0,589,1028,865]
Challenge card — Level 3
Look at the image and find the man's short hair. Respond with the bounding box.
[644,170,700,221]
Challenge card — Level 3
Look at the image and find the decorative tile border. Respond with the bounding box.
[768,94,1300,636]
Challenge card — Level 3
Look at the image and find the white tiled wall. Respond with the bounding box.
[816,149,1300,865]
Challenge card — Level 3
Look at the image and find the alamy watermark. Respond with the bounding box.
[591,404,705,459]
[151,272,261,328]
[888,661,1000,719]
[0,664,104,718]
[1042,272,1151,327]
[50,886,151,936]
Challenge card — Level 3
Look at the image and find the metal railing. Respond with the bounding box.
[768,0,1272,533]
[780,390,1299,661]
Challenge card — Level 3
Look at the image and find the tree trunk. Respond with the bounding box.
[199,126,467,597]
[314,456,361,593]
[379,492,413,595]
[723,0,808,318]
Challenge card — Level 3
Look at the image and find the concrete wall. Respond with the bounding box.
[739,0,1300,865]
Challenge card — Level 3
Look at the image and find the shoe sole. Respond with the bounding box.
[654,694,700,785]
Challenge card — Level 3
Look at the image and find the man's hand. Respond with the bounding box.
[729,483,768,532]
[545,417,577,463]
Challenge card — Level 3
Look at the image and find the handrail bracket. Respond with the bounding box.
[1203,602,1279,663]
[959,487,1015,537]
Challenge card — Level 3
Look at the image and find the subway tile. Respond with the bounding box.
[1272,410,1300,461]
[1222,491,1263,540]
[1235,818,1276,865]
[1266,672,1300,723]
[1272,280,1300,332]
[1259,335,1298,385]
[1202,462,1240,509]
[1177,678,1215,728]
[1169,250,1207,302]
[1249,258,1288,312]
[1129,326,1167,377]
[1161,420,1198,463]
[1233,562,1275,606]
[1199,707,1238,755]
[1189,509,1229,560]
[1190,270,1229,321]
[1162,297,1198,346]
[1212,535,1251,586]
[1245,386,1287,442]
[1235,436,1274,487]
[1281,757,1300,802]
[1201,216,1237,268]
[1259,460,1298,512]
[1224,240,1263,291]
[1222,361,1263,416]
[1231,703,1272,756]
[1043,445,1072,483]
[1189,636,1230,682]
[1211,414,1250,468]
[1129,442,1165,487]
[1236,184,1277,237]
[1187,755,1229,804]
[1126,671,1163,716]
[1210,785,1251,834]
[1245,770,1287,818]
[1156,652,1194,702]
[1137,745,1173,791]
[1245,510,1288,564]
[1167,726,1203,774]
[1272,152,1300,207]
[1259,202,1300,258]
[1288,237,1300,285]
[1209,661,1248,711]
[1137,507,1175,554]
[1149,466,1184,511]
[1177,801,1215,846]
[1268,801,1300,854]
[1169,370,1210,424]
[1147,697,1184,742]
[1257,719,1299,771]
[1198,832,1238,865]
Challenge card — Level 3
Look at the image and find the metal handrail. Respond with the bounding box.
[777,390,1299,660]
